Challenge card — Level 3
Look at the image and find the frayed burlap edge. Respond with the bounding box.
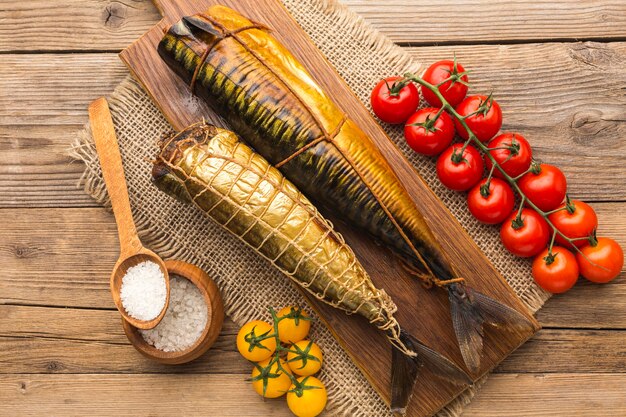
[69,0,549,415]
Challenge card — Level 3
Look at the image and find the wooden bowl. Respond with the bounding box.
[122,259,224,364]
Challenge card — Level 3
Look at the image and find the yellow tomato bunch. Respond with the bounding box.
[236,306,327,417]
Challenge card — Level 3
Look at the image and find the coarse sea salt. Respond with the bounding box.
[120,261,167,321]
[140,275,208,352]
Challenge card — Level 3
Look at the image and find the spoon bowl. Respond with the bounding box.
[89,97,170,330]
[111,250,170,330]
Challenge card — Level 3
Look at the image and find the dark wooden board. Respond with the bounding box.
[119,1,540,415]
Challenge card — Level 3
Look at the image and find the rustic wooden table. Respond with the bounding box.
[1,1,625,416]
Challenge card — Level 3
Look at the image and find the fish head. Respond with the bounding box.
[151,122,218,204]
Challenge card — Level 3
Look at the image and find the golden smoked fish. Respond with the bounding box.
[152,122,470,412]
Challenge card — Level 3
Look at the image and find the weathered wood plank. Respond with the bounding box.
[0,374,291,417]
[497,329,626,374]
[2,42,626,207]
[2,0,626,51]
[1,207,116,307]
[0,125,96,207]
[463,374,626,417]
[2,206,624,325]
[343,0,626,44]
[0,373,624,417]
[1,303,623,375]
[0,55,126,126]
[0,305,247,374]
[0,0,161,52]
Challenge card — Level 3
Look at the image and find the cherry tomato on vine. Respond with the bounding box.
[236,320,277,362]
[370,76,419,124]
[454,94,503,142]
[251,357,292,398]
[518,164,567,212]
[277,306,311,344]
[484,133,533,178]
[548,200,598,248]
[420,59,469,107]
[436,143,484,191]
[467,178,515,224]
[287,340,323,376]
[500,208,550,257]
[532,246,579,294]
[286,376,328,417]
[576,237,624,283]
[404,108,455,156]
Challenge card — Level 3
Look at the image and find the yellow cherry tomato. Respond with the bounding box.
[286,376,327,417]
[251,357,293,398]
[236,320,276,362]
[286,340,323,376]
[277,306,311,344]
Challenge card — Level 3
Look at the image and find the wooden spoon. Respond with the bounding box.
[88,97,170,330]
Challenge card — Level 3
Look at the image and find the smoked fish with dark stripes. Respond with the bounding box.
[158,5,533,410]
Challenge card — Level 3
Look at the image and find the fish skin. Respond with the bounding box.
[153,123,397,333]
[158,5,535,377]
[158,6,454,282]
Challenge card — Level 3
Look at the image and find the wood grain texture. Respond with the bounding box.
[3,0,626,51]
[342,0,626,44]
[0,305,243,374]
[462,374,626,417]
[0,0,161,52]
[3,41,626,207]
[0,304,623,375]
[121,1,538,414]
[0,374,292,417]
[0,373,624,417]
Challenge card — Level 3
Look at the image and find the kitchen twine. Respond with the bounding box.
[70,0,549,415]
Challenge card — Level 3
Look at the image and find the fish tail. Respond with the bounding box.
[390,330,470,415]
[448,283,535,374]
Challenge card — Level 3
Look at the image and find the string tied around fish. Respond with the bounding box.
[400,261,466,289]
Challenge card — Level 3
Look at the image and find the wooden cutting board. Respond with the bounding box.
[120,1,540,415]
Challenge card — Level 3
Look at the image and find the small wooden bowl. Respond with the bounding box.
[122,259,224,364]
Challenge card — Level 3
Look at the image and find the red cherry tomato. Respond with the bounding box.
[485,133,532,179]
[576,237,624,283]
[467,178,515,224]
[404,108,455,156]
[500,208,550,257]
[454,95,503,143]
[420,60,469,107]
[518,164,567,212]
[532,247,579,294]
[370,77,419,124]
[436,144,484,191]
[548,200,598,248]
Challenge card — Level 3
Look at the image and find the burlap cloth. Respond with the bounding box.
[70,0,549,415]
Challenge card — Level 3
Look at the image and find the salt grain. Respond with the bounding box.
[139,275,208,352]
[120,261,167,321]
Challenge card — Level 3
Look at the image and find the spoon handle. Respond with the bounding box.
[88,98,142,256]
